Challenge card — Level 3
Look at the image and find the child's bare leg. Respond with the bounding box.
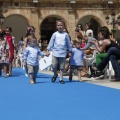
[9,62,13,75]
[59,69,65,84]
[29,74,34,84]
[78,70,82,82]
[59,69,63,80]
[0,64,2,76]
[3,64,7,77]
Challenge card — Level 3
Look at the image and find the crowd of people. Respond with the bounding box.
[0,19,120,84]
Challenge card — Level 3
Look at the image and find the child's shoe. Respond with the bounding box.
[29,79,35,84]
[59,80,65,84]
[4,75,7,78]
[51,74,58,82]
[25,73,28,77]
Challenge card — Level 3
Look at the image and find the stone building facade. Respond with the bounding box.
[1,0,120,42]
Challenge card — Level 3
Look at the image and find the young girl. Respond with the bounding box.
[0,33,10,78]
[24,26,35,77]
[4,27,15,76]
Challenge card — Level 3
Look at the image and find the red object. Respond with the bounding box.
[81,43,85,48]
[5,35,14,62]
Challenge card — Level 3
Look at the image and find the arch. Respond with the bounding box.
[2,14,29,42]
[39,10,70,29]
[40,15,68,44]
[40,14,68,30]
[76,15,101,38]
[76,10,105,26]
[77,15,101,27]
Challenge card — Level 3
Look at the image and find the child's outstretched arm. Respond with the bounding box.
[38,49,50,57]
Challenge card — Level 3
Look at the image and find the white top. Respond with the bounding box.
[85,29,93,37]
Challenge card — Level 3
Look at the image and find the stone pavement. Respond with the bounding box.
[40,70,120,90]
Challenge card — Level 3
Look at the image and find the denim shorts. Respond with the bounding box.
[70,65,83,71]
[52,55,66,70]
[27,64,39,74]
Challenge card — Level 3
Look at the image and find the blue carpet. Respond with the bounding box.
[0,68,120,120]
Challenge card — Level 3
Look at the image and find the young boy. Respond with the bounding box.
[23,35,49,84]
[46,19,72,84]
[69,39,86,82]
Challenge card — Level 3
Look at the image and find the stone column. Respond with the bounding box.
[67,9,76,40]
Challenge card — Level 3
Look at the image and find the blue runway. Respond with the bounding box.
[0,68,120,120]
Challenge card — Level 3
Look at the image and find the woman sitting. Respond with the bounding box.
[90,26,120,80]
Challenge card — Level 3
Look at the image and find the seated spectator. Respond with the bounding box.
[90,26,120,80]
[74,28,83,41]
[82,33,96,55]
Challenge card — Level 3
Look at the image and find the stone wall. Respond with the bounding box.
[3,8,111,40]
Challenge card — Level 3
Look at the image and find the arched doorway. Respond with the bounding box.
[40,16,66,43]
[2,15,29,42]
[77,15,101,38]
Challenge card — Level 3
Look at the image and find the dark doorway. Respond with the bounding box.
[90,18,100,39]
[40,16,65,43]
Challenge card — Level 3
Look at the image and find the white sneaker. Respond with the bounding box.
[25,73,28,77]
[7,73,9,76]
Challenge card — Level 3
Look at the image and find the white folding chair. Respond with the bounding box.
[107,61,114,80]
